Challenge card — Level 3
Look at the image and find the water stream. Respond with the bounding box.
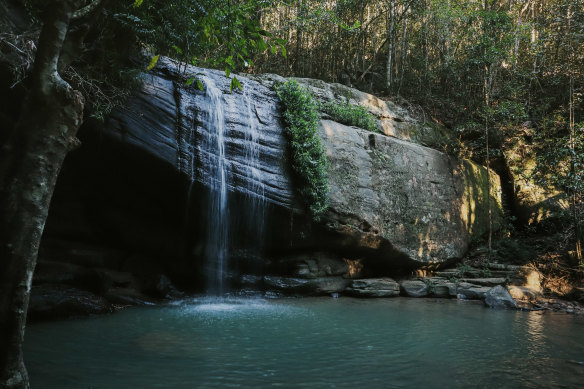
[192,79,268,294]
[24,298,584,388]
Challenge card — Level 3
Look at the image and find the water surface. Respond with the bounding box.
[24,297,584,388]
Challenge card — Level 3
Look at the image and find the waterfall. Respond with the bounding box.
[242,90,266,255]
[191,76,267,295]
[198,78,229,294]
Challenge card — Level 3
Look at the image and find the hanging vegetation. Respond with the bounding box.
[275,80,330,220]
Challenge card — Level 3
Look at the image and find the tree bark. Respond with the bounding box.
[385,0,395,92]
[0,1,84,388]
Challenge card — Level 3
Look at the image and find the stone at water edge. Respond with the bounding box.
[345,278,401,297]
[400,280,429,297]
[456,282,492,300]
[484,285,518,309]
[263,276,351,295]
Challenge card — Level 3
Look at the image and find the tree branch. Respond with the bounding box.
[72,0,104,21]
[31,0,80,95]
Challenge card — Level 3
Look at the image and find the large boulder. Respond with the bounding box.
[400,280,429,297]
[484,285,519,309]
[320,119,503,264]
[39,57,504,296]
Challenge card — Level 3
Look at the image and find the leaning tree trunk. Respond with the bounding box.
[0,1,84,388]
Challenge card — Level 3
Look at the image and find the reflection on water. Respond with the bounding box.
[526,310,546,358]
[24,297,584,389]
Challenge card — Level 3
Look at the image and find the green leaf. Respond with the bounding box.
[196,79,204,91]
[172,45,182,55]
[271,45,277,54]
[257,39,268,52]
[146,55,159,71]
[133,0,143,8]
[225,67,231,78]
[230,77,241,92]
[186,77,195,86]
[225,55,235,67]
[281,45,287,59]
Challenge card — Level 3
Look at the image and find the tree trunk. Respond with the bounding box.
[483,0,493,260]
[385,0,395,92]
[398,9,408,95]
[566,4,583,264]
[294,0,304,75]
[0,1,84,388]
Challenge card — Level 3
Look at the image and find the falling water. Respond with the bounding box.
[242,90,266,252]
[193,76,267,295]
[200,78,229,295]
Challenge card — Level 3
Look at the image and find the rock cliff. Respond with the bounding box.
[38,57,503,299]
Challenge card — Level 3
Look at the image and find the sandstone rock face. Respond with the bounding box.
[40,56,504,299]
[346,278,401,297]
[104,59,500,266]
[320,120,502,263]
[106,58,294,209]
[249,75,452,148]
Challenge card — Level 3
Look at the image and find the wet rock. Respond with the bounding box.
[28,285,114,321]
[263,276,350,295]
[104,287,156,306]
[423,278,458,297]
[286,252,350,279]
[143,274,183,299]
[456,282,492,300]
[156,275,183,298]
[484,285,518,309]
[345,278,400,297]
[400,280,429,297]
[239,274,263,288]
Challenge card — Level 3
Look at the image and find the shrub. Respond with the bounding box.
[319,100,378,132]
[275,80,329,221]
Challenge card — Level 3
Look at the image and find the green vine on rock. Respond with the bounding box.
[275,80,329,221]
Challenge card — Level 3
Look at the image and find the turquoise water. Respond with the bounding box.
[24,297,584,388]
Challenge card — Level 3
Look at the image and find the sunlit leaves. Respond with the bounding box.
[230,77,241,92]
[125,0,287,84]
[146,54,159,70]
